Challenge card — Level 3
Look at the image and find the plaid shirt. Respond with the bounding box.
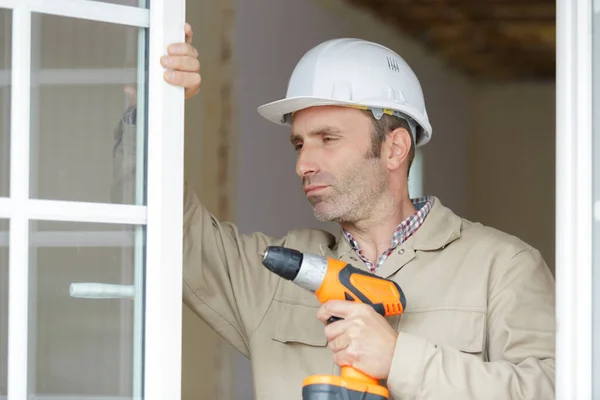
[343,197,434,272]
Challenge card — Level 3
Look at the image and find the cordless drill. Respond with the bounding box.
[261,246,407,400]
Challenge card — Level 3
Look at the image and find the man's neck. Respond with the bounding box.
[341,196,417,265]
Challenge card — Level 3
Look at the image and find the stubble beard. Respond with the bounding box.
[309,158,388,224]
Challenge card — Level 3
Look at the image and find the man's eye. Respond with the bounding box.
[323,137,337,143]
[293,143,303,151]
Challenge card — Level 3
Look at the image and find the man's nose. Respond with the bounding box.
[296,148,320,178]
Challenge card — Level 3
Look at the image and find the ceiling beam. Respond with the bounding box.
[344,0,556,80]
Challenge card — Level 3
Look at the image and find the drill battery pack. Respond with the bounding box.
[302,383,388,400]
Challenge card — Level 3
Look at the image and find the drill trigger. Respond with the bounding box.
[325,293,354,324]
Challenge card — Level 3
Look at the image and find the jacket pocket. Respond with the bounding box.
[398,308,485,354]
[270,300,328,347]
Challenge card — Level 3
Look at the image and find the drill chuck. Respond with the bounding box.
[262,246,303,281]
[262,246,327,293]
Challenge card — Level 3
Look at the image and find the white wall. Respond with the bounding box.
[232,0,472,397]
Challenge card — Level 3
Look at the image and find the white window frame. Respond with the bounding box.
[0,0,186,399]
[556,0,594,398]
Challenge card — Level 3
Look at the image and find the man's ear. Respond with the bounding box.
[385,128,412,171]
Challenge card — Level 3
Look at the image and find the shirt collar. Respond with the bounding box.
[325,196,463,269]
[342,197,435,271]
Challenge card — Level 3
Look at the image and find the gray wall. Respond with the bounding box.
[470,82,556,272]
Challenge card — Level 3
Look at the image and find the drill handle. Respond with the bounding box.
[327,303,397,325]
[336,265,407,318]
[341,366,379,386]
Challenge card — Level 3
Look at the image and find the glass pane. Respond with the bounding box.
[593,3,600,397]
[31,13,147,205]
[0,220,8,397]
[28,221,145,399]
[88,0,148,8]
[0,9,11,197]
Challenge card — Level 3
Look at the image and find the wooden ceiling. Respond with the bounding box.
[344,0,555,81]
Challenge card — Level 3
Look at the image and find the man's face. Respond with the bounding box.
[290,106,389,223]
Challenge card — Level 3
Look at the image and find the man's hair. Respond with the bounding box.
[363,111,416,175]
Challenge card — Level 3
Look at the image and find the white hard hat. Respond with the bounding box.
[257,38,433,147]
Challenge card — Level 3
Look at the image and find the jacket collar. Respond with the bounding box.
[409,196,462,251]
[323,197,462,276]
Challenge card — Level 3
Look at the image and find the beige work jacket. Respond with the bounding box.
[113,123,555,399]
[182,185,555,399]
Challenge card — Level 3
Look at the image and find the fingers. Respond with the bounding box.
[318,300,347,323]
[161,55,200,73]
[164,70,201,90]
[333,348,358,368]
[324,318,351,342]
[326,328,356,367]
[184,83,200,100]
[167,42,198,58]
[185,22,193,44]
[318,300,368,324]
[162,25,201,99]
[328,332,350,352]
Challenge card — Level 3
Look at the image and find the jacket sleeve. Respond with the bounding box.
[181,186,285,357]
[387,248,555,399]
[112,119,284,358]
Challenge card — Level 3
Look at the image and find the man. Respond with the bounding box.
[119,24,555,399]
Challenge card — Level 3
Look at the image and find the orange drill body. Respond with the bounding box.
[315,257,406,317]
[261,246,407,400]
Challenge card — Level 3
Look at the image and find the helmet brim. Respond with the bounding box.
[257,96,358,125]
[257,96,432,147]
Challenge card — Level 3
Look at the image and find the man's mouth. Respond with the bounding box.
[303,185,329,195]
